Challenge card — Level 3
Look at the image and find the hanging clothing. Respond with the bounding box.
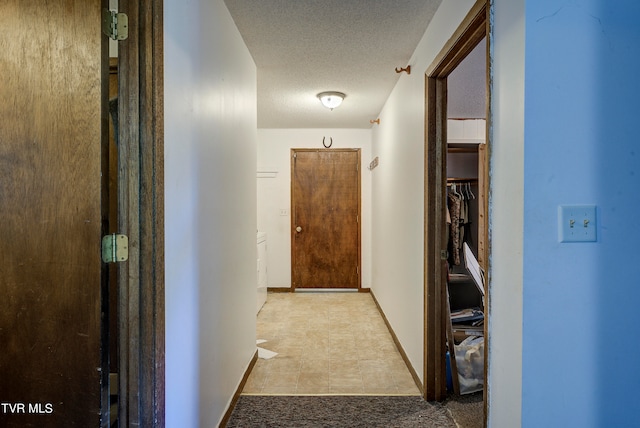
[459,195,467,248]
[447,191,462,265]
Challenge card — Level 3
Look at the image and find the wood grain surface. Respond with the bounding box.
[0,0,105,425]
[291,149,360,289]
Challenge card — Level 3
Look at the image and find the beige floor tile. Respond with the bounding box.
[243,371,267,393]
[330,372,363,388]
[297,372,329,388]
[301,336,329,349]
[363,385,399,394]
[397,384,421,394]
[300,358,329,373]
[266,357,302,373]
[245,292,420,397]
[261,385,300,394]
[296,385,330,394]
[359,359,391,372]
[264,371,299,388]
[300,348,330,361]
[328,347,360,361]
[275,345,304,357]
[329,359,360,373]
[394,372,421,393]
[276,336,305,348]
[362,370,395,389]
[329,385,364,394]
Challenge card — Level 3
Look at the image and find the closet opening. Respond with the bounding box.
[423,2,489,425]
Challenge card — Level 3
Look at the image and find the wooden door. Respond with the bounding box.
[0,1,108,426]
[291,149,361,289]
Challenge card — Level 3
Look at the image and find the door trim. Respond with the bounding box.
[290,148,362,290]
[423,0,488,407]
[117,0,165,426]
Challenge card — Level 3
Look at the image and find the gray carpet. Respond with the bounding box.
[226,396,457,427]
[445,392,483,428]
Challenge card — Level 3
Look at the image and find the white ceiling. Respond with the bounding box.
[224,0,444,129]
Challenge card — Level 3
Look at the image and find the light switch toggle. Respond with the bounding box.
[558,205,597,243]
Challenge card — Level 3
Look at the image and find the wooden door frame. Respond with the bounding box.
[423,0,488,406]
[117,0,165,426]
[290,148,362,290]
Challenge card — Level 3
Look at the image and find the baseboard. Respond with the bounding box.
[369,290,424,396]
[219,350,258,428]
[267,287,293,293]
[270,287,368,293]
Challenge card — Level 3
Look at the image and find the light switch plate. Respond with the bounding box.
[558,205,597,243]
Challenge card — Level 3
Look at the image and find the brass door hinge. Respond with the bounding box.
[102,234,129,263]
[102,9,129,41]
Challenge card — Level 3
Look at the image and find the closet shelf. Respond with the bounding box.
[447,177,478,183]
[447,142,482,153]
[448,273,473,284]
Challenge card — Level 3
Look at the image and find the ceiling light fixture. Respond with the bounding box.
[317,91,345,110]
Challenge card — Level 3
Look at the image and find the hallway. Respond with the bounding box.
[243,292,421,395]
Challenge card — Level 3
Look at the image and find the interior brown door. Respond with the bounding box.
[291,149,361,289]
[0,0,108,426]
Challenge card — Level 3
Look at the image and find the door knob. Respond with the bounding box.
[296,226,302,233]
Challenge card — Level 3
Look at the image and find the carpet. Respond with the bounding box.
[445,392,483,428]
[226,395,457,427]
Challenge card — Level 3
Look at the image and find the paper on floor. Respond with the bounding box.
[256,339,278,359]
[257,347,278,359]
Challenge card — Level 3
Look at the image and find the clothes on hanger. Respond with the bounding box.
[448,189,462,265]
[447,180,475,266]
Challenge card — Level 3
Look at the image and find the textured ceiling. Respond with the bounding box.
[224,0,443,129]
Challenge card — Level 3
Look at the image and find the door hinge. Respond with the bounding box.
[440,250,448,260]
[102,9,129,41]
[102,234,129,263]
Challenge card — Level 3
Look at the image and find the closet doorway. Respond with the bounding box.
[423,0,489,416]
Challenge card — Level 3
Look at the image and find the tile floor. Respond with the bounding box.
[243,291,421,395]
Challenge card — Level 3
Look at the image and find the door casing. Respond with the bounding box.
[115,0,165,426]
[423,0,489,416]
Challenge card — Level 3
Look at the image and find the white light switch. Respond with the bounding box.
[558,205,597,243]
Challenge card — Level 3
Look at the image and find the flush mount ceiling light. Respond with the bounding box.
[317,91,345,110]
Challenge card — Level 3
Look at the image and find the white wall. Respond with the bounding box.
[488,0,524,426]
[257,129,372,289]
[371,0,479,383]
[164,0,257,426]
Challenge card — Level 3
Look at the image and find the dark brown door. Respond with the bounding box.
[291,149,361,289]
[0,0,108,426]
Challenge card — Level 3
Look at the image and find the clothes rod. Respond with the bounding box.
[447,177,478,183]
